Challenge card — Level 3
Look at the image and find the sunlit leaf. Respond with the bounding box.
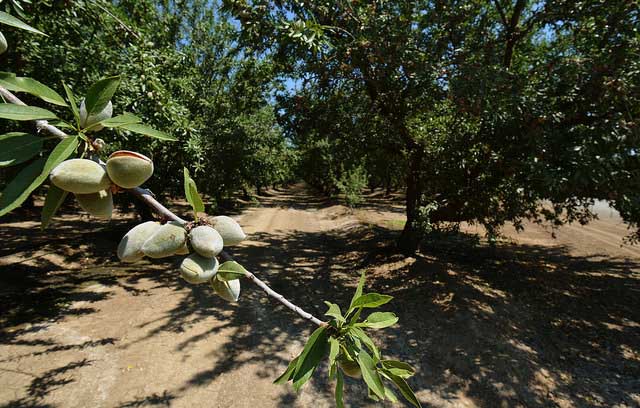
[274,356,298,385]
[324,301,345,323]
[328,336,340,369]
[0,11,46,35]
[0,104,57,120]
[0,73,67,106]
[349,326,381,360]
[217,261,247,281]
[380,360,416,378]
[356,311,398,329]
[100,113,142,127]
[348,270,366,311]
[350,293,393,310]
[119,123,176,141]
[335,370,344,408]
[386,371,422,408]
[84,76,120,116]
[356,349,385,400]
[292,326,329,391]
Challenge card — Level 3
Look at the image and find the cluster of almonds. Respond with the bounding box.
[47,102,246,300]
[49,99,144,220]
[116,216,247,302]
[49,150,153,220]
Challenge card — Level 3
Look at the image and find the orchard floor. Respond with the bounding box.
[1,184,639,408]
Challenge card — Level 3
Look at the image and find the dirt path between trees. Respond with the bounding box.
[1,185,639,407]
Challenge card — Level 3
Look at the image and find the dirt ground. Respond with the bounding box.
[1,185,639,407]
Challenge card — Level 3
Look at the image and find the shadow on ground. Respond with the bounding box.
[1,188,639,407]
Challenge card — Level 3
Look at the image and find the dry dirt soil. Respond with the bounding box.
[0,185,639,408]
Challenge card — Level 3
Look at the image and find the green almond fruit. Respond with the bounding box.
[0,32,7,55]
[50,159,112,194]
[141,221,186,258]
[75,189,113,219]
[79,99,112,132]
[210,216,246,246]
[117,221,161,263]
[211,277,240,302]
[180,254,219,284]
[106,150,154,189]
[189,225,223,258]
[338,357,362,379]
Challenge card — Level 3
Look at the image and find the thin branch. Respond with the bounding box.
[93,2,141,40]
[0,86,68,139]
[492,0,508,27]
[0,87,327,328]
[128,187,327,327]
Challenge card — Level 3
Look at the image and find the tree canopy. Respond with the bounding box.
[1,0,638,251]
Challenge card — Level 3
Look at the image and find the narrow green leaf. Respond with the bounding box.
[328,336,340,369]
[350,293,393,310]
[0,73,67,106]
[384,386,399,403]
[349,326,381,360]
[0,104,57,120]
[349,270,366,311]
[292,326,329,391]
[188,180,205,213]
[386,372,422,408]
[356,312,399,329]
[217,261,248,281]
[356,349,386,400]
[183,167,194,209]
[335,370,344,408]
[119,123,176,141]
[62,82,80,125]
[182,167,204,219]
[380,360,416,378]
[0,132,42,167]
[324,301,345,323]
[274,356,298,385]
[0,136,78,217]
[84,76,120,116]
[41,184,68,230]
[368,387,381,401]
[0,11,46,35]
[100,113,142,127]
[0,157,45,217]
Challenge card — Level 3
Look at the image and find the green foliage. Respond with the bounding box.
[183,167,205,220]
[275,272,421,407]
[335,165,368,207]
[227,0,640,248]
[0,135,78,216]
[217,260,248,281]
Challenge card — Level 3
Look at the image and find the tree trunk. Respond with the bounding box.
[398,146,424,254]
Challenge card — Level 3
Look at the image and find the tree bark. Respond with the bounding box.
[398,144,424,254]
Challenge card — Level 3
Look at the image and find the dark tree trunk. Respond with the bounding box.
[398,145,424,254]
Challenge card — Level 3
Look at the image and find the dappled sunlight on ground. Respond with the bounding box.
[1,185,638,407]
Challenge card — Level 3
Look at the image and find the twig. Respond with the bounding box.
[1,87,327,328]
